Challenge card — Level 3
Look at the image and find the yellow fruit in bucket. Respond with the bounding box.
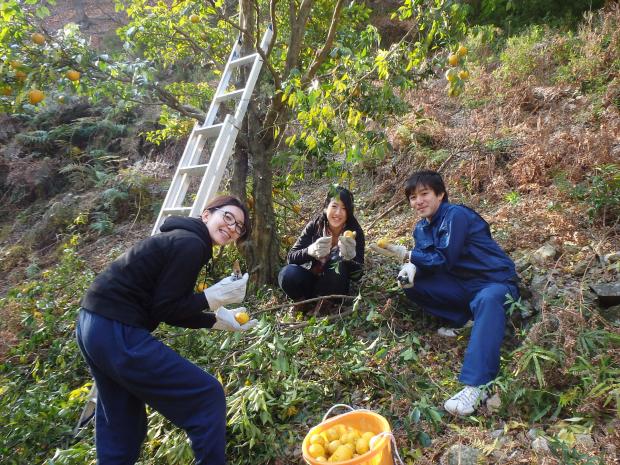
[330,444,354,461]
[325,428,339,442]
[234,312,250,324]
[315,457,327,463]
[308,443,326,458]
[309,434,325,447]
[355,436,370,454]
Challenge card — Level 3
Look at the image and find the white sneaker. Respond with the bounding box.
[437,320,473,337]
[444,386,488,416]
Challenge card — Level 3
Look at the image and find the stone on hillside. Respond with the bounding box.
[532,437,550,453]
[604,251,620,263]
[486,393,502,413]
[573,260,590,276]
[527,428,541,440]
[514,255,531,273]
[490,429,504,439]
[589,282,620,307]
[532,244,557,263]
[575,434,594,449]
[440,445,482,465]
[599,304,620,324]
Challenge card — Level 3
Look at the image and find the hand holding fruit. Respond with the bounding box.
[212,306,257,331]
[203,272,249,310]
[307,236,332,260]
[369,239,410,262]
[338,231,356,261]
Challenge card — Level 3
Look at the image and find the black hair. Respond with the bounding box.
[318,185,362,234]
[203,195,252,243]
[404,170,449,203]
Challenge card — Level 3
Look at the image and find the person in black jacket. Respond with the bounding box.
[278,186,365,306]
[76,195,256,465]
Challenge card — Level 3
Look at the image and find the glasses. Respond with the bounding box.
[215,208,246,236]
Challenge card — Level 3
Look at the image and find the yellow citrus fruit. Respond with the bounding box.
[334,424,347,437]
[9,60,21,69]
[448,54,459,66]
[15,71,27,82]
[362,431,375,441]
[377,238,390,248]
[325,428,339,442]
[458,70,470,80]
[445,68,458,82]
[234,312,250,324]
[32,33,46,45]
[308,443,325,458]
[315,457,327,463]
[330,444,354,462]
[355,437,370,454]
[196,283,207,292]
[66,70,81,81]
[292,204,302,214]
[28,89,45,104]
[190,14,200,23]
[1,86,11,96]
[327,440,342,455]
[309,434,326,447]
[343,230,356,238]
[457,45,468,57]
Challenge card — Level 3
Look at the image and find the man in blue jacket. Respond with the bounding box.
[371,170,519,416]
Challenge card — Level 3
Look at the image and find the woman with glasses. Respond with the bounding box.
[279,185,365,312]
[76,195,256,465]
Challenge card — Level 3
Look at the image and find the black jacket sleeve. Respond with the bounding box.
[164,312,216,329]
[152,235,211,324]
[287,220,319,265]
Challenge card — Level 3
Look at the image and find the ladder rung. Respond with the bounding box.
[162,207,192,216]
[230,53,258,67]
[178,164,208,176]
[215,89,245,103]
[194,123,223,138]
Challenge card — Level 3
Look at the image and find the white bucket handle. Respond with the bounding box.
[321,404,405,465]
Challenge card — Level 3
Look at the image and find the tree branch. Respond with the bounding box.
[302,0,345,85]
[284,0,314,76]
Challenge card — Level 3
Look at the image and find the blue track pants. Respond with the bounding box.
[403,273,518,386]
[76,309,226,465]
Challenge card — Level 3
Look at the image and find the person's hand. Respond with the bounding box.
[212,306,258,332]
[307,236,332,260]
[397,263,417,289]
[369,243,409,262]
[338,235,356,261]
[204,273,249,310]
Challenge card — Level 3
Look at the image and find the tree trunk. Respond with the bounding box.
[230,145,248,202]
[246,103,280,285]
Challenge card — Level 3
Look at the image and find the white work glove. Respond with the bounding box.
[397,263,417,289]
[212,306,258,332]
[307,236,332,260]
[369,243,410,262]
[203,273,249,310]
[338,236,356,261]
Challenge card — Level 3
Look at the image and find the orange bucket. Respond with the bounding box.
[302,405,393,465]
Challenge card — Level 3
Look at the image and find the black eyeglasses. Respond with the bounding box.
[215,208,246,236]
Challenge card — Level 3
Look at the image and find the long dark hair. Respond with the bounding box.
[317,185,362,235]
[203,195,252,243]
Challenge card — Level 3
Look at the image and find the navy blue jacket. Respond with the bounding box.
[409,202,517,283]
[81,216,216,331]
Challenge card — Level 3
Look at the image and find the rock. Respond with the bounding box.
[486,393,502,413]
[573,260,589,276]
[527,428,541,440]
[530,274,549,293]
[575,434,594,449]
[604,252,620,263]
[599,304,620,324]
[533,244,557,263]
[490,429,504,439]
[514,255,531,273]
[532,437,550,453]
[589,282,620,307]
[440,445,482,465]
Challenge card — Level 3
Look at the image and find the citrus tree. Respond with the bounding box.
[1,0,470,284]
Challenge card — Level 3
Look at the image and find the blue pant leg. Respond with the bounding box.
[278,264,318,300]
[76,310,147,465]
[77,309,226,465]
[403,273,471,326]
[459,282,518,386]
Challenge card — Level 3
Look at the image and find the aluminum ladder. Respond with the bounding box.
[75,25,273,434]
